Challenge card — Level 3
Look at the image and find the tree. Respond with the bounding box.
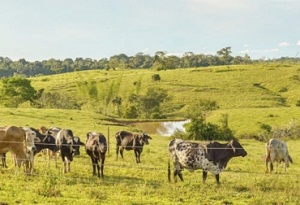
[0,77,37,107]
[217,47,233,65]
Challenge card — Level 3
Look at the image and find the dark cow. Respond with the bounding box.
[116,130,152,163]
[86,132,107,177]
[168,138,247,184]
[55,128,75,173]
[0,153,7,168]
[73,136,85,156]
[28,127,58,155]
[265,138,293,173]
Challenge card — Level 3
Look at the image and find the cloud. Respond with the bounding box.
[297,40,300,46]
[278,42,290,47]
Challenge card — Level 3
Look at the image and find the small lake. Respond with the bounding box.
[133,119,190,136]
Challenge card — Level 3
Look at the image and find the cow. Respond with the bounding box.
[168,138,247,184]
[115,130,152,163]
[0,126,39,175]
[85,132,107,177]
[265,138,293,173]
[54,128,75,173]
[1,153,7,168]
[73,136,85,156]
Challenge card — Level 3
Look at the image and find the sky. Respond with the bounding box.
[1,0,300,61]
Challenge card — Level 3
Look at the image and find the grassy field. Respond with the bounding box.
[25,63,300,136]
[0,108,299,204]
[1,64,300,204]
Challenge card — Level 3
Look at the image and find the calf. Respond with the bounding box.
[116,130,152,163]
[265,138,293,173]
[168,138,247,184]
[86,132,107,177]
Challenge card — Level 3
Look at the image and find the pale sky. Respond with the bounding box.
[1,0,300,61]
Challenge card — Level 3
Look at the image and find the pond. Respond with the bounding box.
[133,119,190,136]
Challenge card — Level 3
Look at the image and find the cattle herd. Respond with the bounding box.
[0,125,294,184]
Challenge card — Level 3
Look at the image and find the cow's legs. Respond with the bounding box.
[134,150,141,163]
[100,157,105,178]
[203,171,208,182]
[215,174,220,184]
[92,159,97,176]
[116,146,119,160]
[120,147,124,159]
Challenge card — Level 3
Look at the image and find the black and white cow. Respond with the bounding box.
[168,138,247,184]
[116,130,152,163]
[86,132,107,178]
[54,128,75,173]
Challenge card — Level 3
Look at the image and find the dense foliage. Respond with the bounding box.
[2,47,300,78]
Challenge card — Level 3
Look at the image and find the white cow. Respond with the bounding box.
[265,139,293,173]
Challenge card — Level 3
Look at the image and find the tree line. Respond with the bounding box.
[1,47,300,78]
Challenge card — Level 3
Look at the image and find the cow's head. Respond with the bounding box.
[73,136,85,156]
[23,128,40,154]
[87,132,107,155]
[140,133,152,145]
[229,139,247,157]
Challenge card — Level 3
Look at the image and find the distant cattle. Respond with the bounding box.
[86,132,107,177]
[265,138,293,173]
[0,126,39,175]
[116,131,152,163]
[168,139,247,184]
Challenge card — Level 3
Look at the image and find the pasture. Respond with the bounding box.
[0,109,300,204]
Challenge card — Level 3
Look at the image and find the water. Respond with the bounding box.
[133,119,190,136]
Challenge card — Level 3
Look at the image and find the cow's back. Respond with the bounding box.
[269,139,285,157]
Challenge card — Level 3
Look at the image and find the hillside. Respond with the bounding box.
[9,63,300,136]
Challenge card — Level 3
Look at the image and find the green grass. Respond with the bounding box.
[0,135,300,204]
[1,64,300,204]
[25,63,300,136]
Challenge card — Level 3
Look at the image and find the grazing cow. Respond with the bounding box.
[0,126,39,175]
[265,138,293,173]
[86,132,107,177]
[168,138,247,184]
[116,130,152,163]
[55,128,75,173]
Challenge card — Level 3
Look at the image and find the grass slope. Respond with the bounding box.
[26,63,300,136]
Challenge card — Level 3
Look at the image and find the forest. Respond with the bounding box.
[1,47,300,78]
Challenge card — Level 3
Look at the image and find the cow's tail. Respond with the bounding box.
[168,160,171,183]
[288,155,293,164]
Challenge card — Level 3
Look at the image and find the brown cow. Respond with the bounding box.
[0,126,39,174]
[116,130,152,163]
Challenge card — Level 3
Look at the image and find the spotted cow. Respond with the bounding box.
[168,138,247,184]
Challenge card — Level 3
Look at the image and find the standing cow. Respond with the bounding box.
[86,132,107,177]
[55,129,75,173]
[0,126,39,175]
[265,138,293,173]
[116,130,152,163]
[168,138,247,184]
